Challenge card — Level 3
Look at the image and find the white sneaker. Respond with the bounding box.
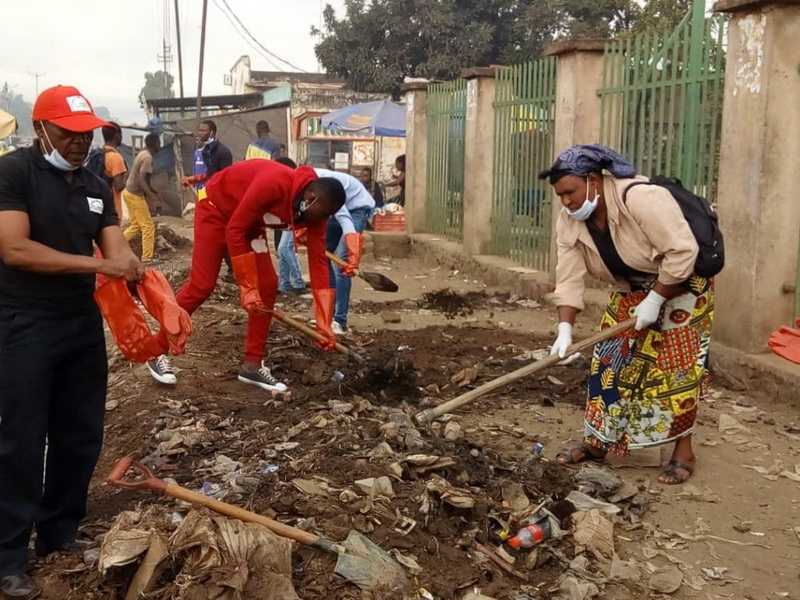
[147,355,177,385]
[238,363,288,392]
[331,321,348,336]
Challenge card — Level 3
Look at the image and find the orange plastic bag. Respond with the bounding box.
[95,278,164,363]
[768,322,800,364]
[136,270,192,356]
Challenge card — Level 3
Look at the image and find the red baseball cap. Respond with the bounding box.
[32,85,110,132]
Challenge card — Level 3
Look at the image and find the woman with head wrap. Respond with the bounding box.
[540,144,714,485]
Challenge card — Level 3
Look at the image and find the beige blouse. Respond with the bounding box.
[551,174,699,311]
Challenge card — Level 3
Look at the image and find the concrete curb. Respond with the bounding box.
[367,231,800,407]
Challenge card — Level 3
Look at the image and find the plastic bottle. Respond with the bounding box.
[507,520,552,549]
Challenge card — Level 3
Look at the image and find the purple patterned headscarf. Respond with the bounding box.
[539,144,637,183]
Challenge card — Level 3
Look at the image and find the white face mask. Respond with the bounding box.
[567,179,599,221]
[39,123,80,172]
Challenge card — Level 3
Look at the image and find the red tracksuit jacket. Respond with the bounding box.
[204,161,329,291]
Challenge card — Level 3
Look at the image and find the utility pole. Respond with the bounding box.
[196,0,209,123]
[173,0,185,101]
[157,39,173,96]
[28,71,44,97]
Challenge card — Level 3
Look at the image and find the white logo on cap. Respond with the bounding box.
[66,95,91,113]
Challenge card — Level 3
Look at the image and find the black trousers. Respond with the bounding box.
[0,308,107,576]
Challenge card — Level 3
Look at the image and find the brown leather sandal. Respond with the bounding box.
[556,444,606,465]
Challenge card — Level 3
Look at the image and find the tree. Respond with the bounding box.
[313,0,642,95]
[632,0,692,34]
[139,71,175,108]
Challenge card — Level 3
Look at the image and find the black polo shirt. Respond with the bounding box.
[0,144,119,314]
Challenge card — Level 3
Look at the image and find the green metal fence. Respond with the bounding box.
[599,1,727,203]
[491,58,557,270]
[426,80,467,241]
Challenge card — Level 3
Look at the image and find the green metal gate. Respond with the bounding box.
[426,80,467,241]
[599,1,727,202]
[491,58,557,270]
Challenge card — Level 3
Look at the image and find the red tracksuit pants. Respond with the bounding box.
[169,200,277,363]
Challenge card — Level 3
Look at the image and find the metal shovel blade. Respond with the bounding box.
[360,270,399,293]
[334,530,409,591]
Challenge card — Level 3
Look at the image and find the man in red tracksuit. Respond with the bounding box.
[147,160,346,391]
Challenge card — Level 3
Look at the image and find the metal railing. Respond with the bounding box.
[491,58,557,271]
[426,80,467,241]
[599,0,727,203]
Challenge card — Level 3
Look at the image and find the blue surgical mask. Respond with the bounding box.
[40,124,79,172]
[567,180,599,221]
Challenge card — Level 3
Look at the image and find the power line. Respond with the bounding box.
[211,0,284,71]
[217,0,308,72]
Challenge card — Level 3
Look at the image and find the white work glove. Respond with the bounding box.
[550,322,573,359]
[634,290,667,330]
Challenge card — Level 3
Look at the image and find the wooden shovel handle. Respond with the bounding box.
[271,311,365,363]
[325,250,348,269]
[416,318,637,423]
[162,483,342,552]
[108,457,342,553]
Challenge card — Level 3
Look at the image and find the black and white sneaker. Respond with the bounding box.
[147,355,177,385]
[238,363,288,392]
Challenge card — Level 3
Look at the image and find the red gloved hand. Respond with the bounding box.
[312,288,336,351]
[342,233,364,277]
[95,279,163,363]
[293,228,308,247]
[180,174,206,188]
[136,270,193,355]
[231,252,266,313]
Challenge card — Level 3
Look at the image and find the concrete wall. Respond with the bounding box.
[462,68,497,255]
[713,0,800,352]
[402,83,429,233]
[545,40,607,274]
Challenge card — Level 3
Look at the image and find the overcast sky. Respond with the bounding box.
[0,0,345,125]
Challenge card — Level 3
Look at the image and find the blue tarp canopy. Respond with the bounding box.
[321,99,406,137]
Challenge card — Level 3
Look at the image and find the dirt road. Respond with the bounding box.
[32,222,800,599]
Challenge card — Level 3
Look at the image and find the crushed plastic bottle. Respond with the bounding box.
[516,442,544,472]
[507,519,552,549]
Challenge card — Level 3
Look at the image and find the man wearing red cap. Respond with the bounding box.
[146,159,346,393]
[0,85,143,598]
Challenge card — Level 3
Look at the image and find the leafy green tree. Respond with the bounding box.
[313,0,644,95]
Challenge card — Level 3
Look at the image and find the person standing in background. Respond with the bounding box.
[245,120,281,160]
[101,123,127,219]
[359,166,384,209]
[182,120,235,279]
[383,154,406,206]
[123,134,162,265]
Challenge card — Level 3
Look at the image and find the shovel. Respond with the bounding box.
[107,457,409,592]
[326,251,399,293]
[266,308,366,363]
[416,318,637,423]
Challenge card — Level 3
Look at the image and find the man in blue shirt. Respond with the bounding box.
[315,168,374,334]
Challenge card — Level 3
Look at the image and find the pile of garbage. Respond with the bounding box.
[57,384,670,600]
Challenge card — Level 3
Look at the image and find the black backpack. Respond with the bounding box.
[624,176,724,278]
[84,148,114,188]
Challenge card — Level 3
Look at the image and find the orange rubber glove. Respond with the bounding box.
[136,270,193,355]
[312,288,336,351]
[180,173,206,188]
[293,227,308,247]
[231,252,266,313]
[94,279,163,363]
[342,233,364,277]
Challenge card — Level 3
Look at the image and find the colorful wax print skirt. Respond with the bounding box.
[584,276,714,456]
